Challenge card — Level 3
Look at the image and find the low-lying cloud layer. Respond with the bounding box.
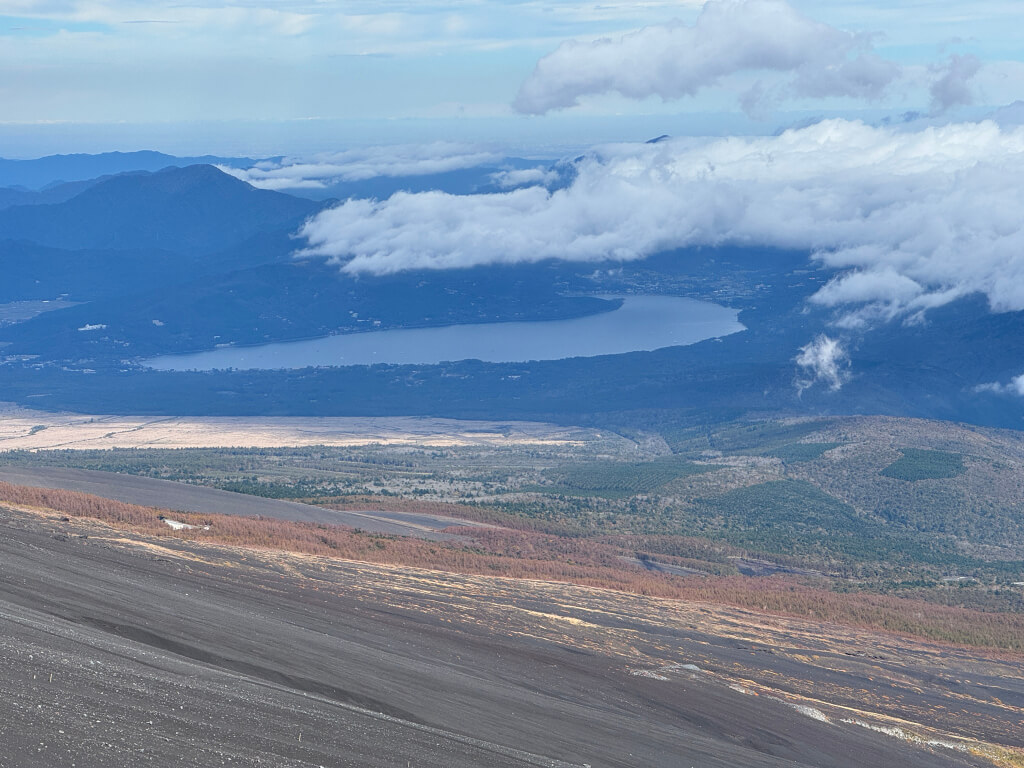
[513,0,900,116]
[298,118,1024,330]
[220,143,501,191]
[489,167,562,190]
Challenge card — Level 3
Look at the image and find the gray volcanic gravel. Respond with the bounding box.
[0,505,998,768]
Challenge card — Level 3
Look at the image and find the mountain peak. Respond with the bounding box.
[0,151,255,189]
[0,164,319,255]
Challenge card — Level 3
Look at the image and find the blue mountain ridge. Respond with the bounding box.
[0,150,255,189]
[0,164,319,254]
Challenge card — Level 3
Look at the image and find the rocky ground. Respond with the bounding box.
[0,466,490,539]
[2,503,1019,768]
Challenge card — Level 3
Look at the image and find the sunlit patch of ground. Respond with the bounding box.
[0,403,610,451]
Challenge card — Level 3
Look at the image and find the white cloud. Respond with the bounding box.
[975,374,1024,397]
[298,119,1024,331]
[929,53,981,114]
[220,143,501,190]
[5,0,1023,129]
[489,166,560,189]
[513,0,900,115]
[1,2,317,35]
[0,0,698,53]
[795,335,848,393]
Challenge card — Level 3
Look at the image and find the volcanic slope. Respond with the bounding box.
[0,466,485,539]
[1,503,1013,768]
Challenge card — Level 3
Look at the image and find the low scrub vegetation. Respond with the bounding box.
[5,479,1024,652]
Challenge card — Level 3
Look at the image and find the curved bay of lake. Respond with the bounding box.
[144,296,744,371]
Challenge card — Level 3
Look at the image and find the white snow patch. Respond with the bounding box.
[630,662,703,681]
[630,663,704,684]
[840,718,968,751]
[162,518,210,532]
[789,703,830,723]
[630,669,670,681]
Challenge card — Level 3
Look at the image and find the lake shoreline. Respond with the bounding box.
[143,295,745,372]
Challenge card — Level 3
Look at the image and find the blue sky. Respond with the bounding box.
[1,1,1023,155]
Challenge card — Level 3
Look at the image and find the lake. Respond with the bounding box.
[143,295,744,371]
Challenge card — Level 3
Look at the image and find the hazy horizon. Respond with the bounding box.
[3,0,1023,156]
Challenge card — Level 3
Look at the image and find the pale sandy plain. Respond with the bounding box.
[0,403,603,451]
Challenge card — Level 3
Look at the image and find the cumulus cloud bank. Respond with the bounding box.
[513,0,900,115]
[221,143,500,191]
[298,118,1024,330]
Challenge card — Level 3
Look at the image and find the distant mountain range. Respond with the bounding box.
[0,150,254,190]
[0,159,614,361]
[0,177,107,210]
[0,164,318,254]
[0,149,537,203]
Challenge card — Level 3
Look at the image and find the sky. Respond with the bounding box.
[2,0,1024,155]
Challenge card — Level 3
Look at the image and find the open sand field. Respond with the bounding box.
[0,403,605,451]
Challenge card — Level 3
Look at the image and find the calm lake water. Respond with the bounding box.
[144,296,744,371]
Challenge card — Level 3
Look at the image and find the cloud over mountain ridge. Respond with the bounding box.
[298,118,1024,330]
[220,143,501,191]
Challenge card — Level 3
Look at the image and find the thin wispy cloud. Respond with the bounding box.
[221,143,501,190]
[0,0,695,45]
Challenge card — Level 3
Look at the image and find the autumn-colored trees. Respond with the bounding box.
[4,479,1024,651]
